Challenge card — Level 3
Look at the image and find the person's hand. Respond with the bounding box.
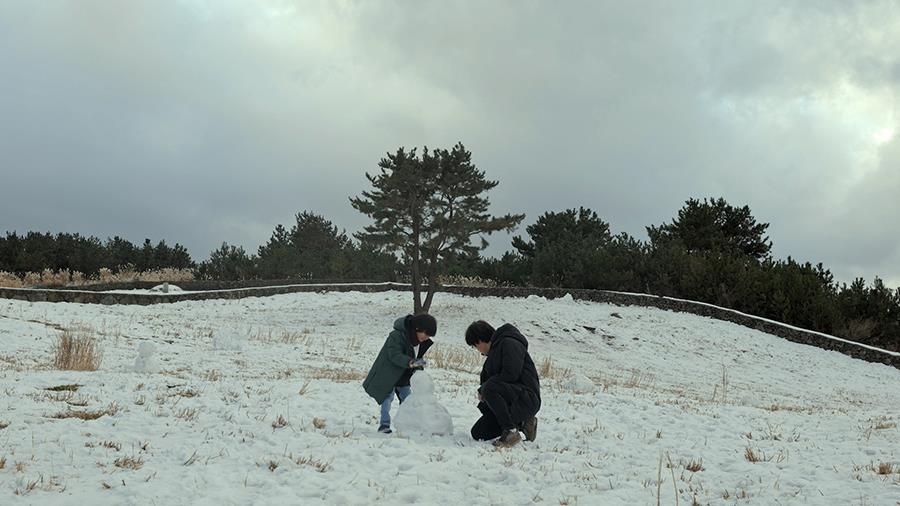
[409,358,426,370]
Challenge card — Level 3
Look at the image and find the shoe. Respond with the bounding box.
[521,417,538,442]
[377,425,392,434]
[492,428,522,448]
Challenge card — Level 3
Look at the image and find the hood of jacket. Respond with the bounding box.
[395,315,421,346]
[393,316,409,333]
[490,323,528,350]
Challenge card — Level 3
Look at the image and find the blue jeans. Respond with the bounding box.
[379,386,411,427]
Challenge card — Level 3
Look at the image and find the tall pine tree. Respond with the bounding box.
[350,143,524,313]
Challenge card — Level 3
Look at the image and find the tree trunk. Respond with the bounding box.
[422,282,436,314]
[411,259,423,314]
[411,218,423,314]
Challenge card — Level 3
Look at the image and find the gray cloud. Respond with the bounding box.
[1,0,898,287]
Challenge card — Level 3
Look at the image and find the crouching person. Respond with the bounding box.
[363,314,437,434]
[466,320,541,447]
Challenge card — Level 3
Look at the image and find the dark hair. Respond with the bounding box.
[465,320,494,346]
[410,313,437,337]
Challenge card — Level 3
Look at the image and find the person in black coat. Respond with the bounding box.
[465,320,541,447]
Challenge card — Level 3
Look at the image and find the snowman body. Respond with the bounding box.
[394,371,453,436]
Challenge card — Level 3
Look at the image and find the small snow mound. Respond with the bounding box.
[212,330,245,351]
[526,294,546,302]
[557,293,575,303]
[149,283,183,293]
[394,371,453,437]
[133,342,158,373]
[560,373,595,394]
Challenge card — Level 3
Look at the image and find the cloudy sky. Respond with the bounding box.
[1,1,898,288]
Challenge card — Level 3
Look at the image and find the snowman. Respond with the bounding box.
[393,370,453,437]
[133,341,158,373]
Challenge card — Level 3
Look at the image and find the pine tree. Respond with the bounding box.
[647,197,772,260]
[350,143,524,313]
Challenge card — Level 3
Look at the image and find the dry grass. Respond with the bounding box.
[175,408,199,421]
[309,368,365,382]
[312,417,326,429]
[430,345,482,372]
[45,384,80,392]
[272,414,288,429]
[114,455,144,470]
[174,387,201,398]
[869,416,896,430]
[0,267,194,288]
[683,458,704,472]
[53,327,102,371]
[298,380,311,395]
[201,369,222,381]
[0,421,9,430]
[0,456,6,469]
[744,446,786,463]
[294,455,332,472]
[51,403,119,420]
[744,447,761,462]
[0,271,23,288]
[722,488,751,500]
[251,328,313,345]
[538,356,572,380]
[101,440,122,451]
[876,462,896,475]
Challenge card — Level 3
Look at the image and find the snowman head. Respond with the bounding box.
[409,370,435,396]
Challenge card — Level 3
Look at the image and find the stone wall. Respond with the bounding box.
[2,282,897,368]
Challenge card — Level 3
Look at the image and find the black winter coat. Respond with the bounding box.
[478,324,541,409]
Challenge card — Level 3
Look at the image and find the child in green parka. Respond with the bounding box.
[362,314,437,433]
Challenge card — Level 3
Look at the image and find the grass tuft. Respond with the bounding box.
[538,356,570,379]
[114,455,144,470]
[101,440,121,451]
[51,403,119,420]
[272,414,288,429]
[684,458,704,472]
[744,446,786,463]
[294,455,332,472]
[53,328,102,371]
[175,408,199,421]
[876,461,895,475]
[312,417,326,429]
[45,384,81,392]
[310,368,365,382]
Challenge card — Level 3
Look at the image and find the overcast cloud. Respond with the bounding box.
[1,0,898,287]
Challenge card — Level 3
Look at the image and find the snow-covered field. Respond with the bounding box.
[1,290,898,505]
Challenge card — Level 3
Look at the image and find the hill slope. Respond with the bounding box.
[1,291,898,505]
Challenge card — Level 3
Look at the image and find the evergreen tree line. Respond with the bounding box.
[194,212,397,282]
[2,169,897,353]
[197,198,898,353]
[469,199,899,353]
[0,231,193,276]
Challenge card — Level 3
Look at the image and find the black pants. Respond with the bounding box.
[470,380,539,441]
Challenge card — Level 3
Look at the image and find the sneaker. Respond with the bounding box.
[492,428,522,448]
[521,417,538,442]
[377,425,392,434]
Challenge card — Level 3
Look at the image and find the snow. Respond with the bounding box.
[1,290,898,505]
